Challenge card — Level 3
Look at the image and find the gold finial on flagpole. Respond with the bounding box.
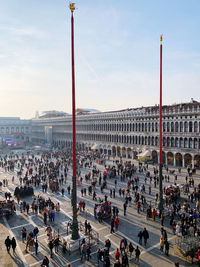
[160,34,163,43]
[69,3,75,12]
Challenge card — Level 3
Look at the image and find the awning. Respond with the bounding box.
[91,144,99,150]
[138,150,151,157]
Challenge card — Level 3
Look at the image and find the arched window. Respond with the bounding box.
[167,122,170,132]
[148,136,150,145]
[138,123,141,132]
[180,138,183,148]
[135,124,138,132]
[180,122,183,132]
[189,138,193,148]
[152,123,154,132]
[155,122,158,132]
[171,122,174,132]
[175,138,178,147]
[189,122,193,133]
[184,138,188,148]
[163,122,166,132]
[167,137,170,147]
[184,122,188,132]
[171,138,174,147]
[175,122,179,132]
[151,136,154,146]
[132,123,135,131]
[163,137,166,147]
[194,138,198,149]
[145,123,147,132]
[155,136,158,146]
[194,121,198,132]
[148,123,151,132]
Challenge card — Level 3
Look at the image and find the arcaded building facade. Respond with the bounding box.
[31,100,200,168]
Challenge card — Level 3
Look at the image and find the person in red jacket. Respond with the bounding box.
[115,248,120,260]
[114,217,119,231]
[152,208,157,221]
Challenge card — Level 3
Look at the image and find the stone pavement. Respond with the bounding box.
[0,151,198,266]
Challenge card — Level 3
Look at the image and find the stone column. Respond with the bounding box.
[192,157,194,168]
[182,156,185,168]
[174,156,176,167]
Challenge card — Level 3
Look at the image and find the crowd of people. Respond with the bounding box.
[0,149,200,266]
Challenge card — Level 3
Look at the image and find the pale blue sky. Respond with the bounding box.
[0,0,200,118]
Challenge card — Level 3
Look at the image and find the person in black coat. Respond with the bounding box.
[122,252,129,266]
[5,236,11,253]
[11,237,17,253]
[42,256,49,267]
[111,217,115,233]
[138,230,143,245]
[48,240,54,258]
[142,228,149,247]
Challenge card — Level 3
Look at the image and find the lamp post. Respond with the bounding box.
[158,35,163,212]
[69,2,79,240]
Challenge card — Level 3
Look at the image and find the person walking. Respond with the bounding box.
[48,240,54,258]
[33,227,39,239]
[115,248,120,260]
[123,202,127,216]
[161,212,165,226]
[142,228,149,247]
[138,230,143,245]
[86,242,91,261]
[165,240,169,256]
[11,237,17,254]
[97,248,102,266]
[160,236,164,252]
[42,256,49,267]
[21,227,27,242]
[136,201,141,214]
[128,242,134,258]
[5,236,11,253]
[54,236,59,253]
[152,208,157,221]
[122,252,129,267]
[80,242,87,262]
[61,188,64,196]
[111,217,115,233]
[114,217,119,231]
[35,239,39,255]
[43,210,47,225]
[135,246,140,264]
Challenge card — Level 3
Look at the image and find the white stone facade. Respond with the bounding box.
[0,117,31,145]
[31,101,200,168]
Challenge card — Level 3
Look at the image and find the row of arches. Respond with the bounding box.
[52,139,200,169]
[79,133,200,150]
[76,120,200,134]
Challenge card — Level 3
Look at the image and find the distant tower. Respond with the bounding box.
[35,111,39,119]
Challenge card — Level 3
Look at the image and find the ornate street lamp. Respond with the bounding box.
[69,2,79,240]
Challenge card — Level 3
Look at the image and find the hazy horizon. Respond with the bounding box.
[1,0,200,119]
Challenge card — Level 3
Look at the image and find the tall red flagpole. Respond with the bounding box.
[69,3,79,240]
[159,35,162,164]
[158,35,163,212]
